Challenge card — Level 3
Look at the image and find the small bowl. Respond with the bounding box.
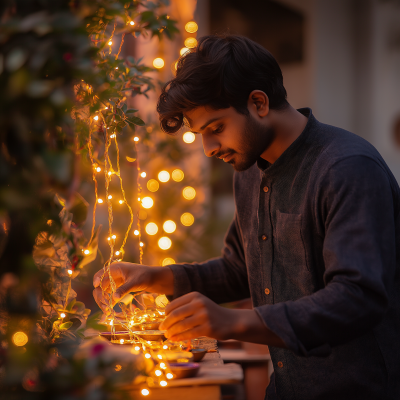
[162,351,193,363]
[189,348,207,362]
[133,330,166,341]
[99,331,131,341]
[169,362,200,379]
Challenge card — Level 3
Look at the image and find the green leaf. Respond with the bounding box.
[66,298,76,311]
[69,193,89,226]
[59,321,73,331]
[72,301,85,313]
[127,116,145,126]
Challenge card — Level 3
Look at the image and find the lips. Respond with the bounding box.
[222,153,233,163]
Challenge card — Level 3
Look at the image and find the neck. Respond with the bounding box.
[260,105,308,164]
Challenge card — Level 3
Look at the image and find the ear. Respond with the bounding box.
[247,90,269,117]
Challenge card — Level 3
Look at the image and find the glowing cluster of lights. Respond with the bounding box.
[12,331,28,347]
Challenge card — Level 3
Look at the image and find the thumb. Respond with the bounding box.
[113,280,137,301]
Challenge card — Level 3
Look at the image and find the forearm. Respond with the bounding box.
[228,308,287,348]
[148,266,174,295]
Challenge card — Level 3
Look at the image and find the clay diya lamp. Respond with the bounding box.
[189,348,207,362]
[168,362,200,379]
[133,330,166,341]
[162,351,193,363]
[140,321,160,331]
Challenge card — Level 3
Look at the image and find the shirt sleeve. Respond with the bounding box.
[255,155,397,357]
[167,213,251,304]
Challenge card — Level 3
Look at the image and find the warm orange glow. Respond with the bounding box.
[185,21,198,33]
[145,222,158,235]
[181,213,194,226]
[96,167,101,172]
[162,257,175,266]
[155,370,162,376]
[141,388,150,396]
[166,373,173,379]
[182,186,196,200]
[180,47,189,56]
[130,21,135,26]
[108,195,112,199]
[172,169,184,182]
[184,37,197,48]
[98,198,103,204]
[156,294,169,307]
[134,230,139,236]
[153,58,165,69]
[158,237,172,250]
[68,269,73,275]
[12,332,28,346]
[140,172,146,178]
[108,40,112,46]
[147,179,159,192]
[84,249,90,255]
[163,220,176,233]
[158,171,170,182]
[160,381,167,387]
[183,132,195,143]
[60,313,66,318]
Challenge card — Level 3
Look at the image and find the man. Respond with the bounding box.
[93,35,400,399]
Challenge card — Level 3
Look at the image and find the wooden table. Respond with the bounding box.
[126,338,243,400]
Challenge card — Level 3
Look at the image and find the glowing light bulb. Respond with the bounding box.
[163,345,168,350]
[108,40,112,46]
[147,179,159,192]
[110,133,116,138]
[108,171,112,176]
[158,237,172,250]
[94,115,99,121]
[166,373,173,379]
[172,169,184,182]
[134,136,139,142]
[120,339,124,344]
[96,167,101,172]
[155,370,162,376]
[145,353,151,359]
[184,37,197,48]
[162,258,175,266]
[183,186,196,200]
[140,172,146,178]
[160,363,166,369]
[134,230,139,236]
[185,21,198,33]
[181,213,194,226]
[145,222,158,235]
[115,67,118,70]
[158,171,170,182]
[180,47,189,56]
[109,320,113,326]
[163,220,176,233]
[108,195,112,199]
[119,200,123,204]
[84,249,90,255]
[138,197,141,201]
[68,269,73,275]
[157,354,163,359]
[98,198,103,204]
[153,58,165,69]
[112,235,116,239]
[140,242,144,247]
[107,237,111,241]
[115,251,120,256]
[183,132,195,143]
[141,389,149,396]
[12,332,28,347]
[130,21,135,26]
[60,313,66,318]
[105,107,108,109]
[135,346,140,351]
[160,381,167,387]
[141,197,154,209]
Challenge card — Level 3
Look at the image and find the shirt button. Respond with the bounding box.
[277,361,283,368]
[262,235,268,241]
[264,288,270,295]
[263,186,269,193]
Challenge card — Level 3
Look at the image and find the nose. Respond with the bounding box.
[202,134,220,158]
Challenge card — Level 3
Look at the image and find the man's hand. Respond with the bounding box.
[159,292,287,348]
[92,262,173,315]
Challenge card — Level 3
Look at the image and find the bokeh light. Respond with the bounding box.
[172,169,184,182]
[158,237,172,250]
[140,172,146,178]
[182,186,196,200]
[163,220,176,233]
[98,198,103,204]
[160,381,167,387]
[162,257,175,266]
[183,132,195,143]
[153,58,165,69]
[134,230,139,236]
[184,37,197,48]
[181,213,194,226]
[180,47,189,56]
[141,389,149,396]
[145,222,158,235]
[147,179,159,192]
[12,332,28,346]
[141,197,154,209]
[158,171,170,182]
[185,21,198,33]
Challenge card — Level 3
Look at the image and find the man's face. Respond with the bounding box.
[185,106,274,172]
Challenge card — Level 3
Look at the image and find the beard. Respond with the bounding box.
[220,114,275,172]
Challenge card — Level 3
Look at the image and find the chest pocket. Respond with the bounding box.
[275,211,309,287]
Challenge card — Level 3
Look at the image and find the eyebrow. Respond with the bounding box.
[191,117,223,134]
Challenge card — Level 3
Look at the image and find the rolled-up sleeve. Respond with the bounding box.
[168,213,251,304]
[255,156,396,357]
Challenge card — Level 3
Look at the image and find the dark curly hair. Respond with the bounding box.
[157,34,288,134]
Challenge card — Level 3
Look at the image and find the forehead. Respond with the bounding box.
[185,106,236,132]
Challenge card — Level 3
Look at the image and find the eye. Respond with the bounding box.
[212,125,224,134]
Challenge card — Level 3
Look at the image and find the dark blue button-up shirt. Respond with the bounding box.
[168,109,400,399]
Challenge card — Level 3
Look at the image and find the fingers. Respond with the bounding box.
[168,325,206,342]
[93,287,113,314]
[165,292,199,315]
[164,314,205,339]
[160,303,197,330]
